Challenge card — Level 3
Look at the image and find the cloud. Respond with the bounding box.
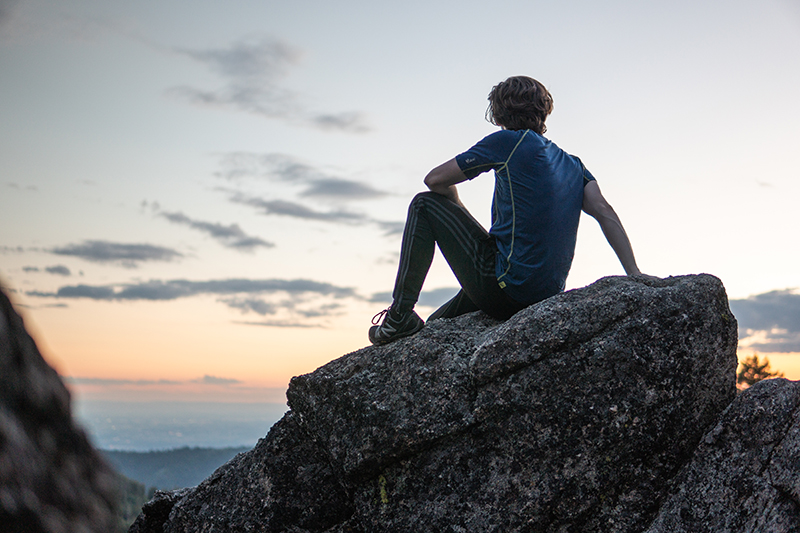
[177,38,299,81]
[1,246,25,254]
[418,287,460,308]
[730,289,800,353]
[45,265,71,276]
[28,277,357,326]
[191,375,243,385]
[216,152,389,201]
[219,296,344,326]
[214,153,401,235]
[377,221,405,236]
[33,285,116,300]
[21,265,71,276]
[368,287,459,308]
[369,291,392,303]
[219,297,278,316]
[311,112,370,133]
[66,375,242,386]
[5,182,37,191]
[50,240,182,268]
[27,277,355,301]
[300,178,387,201]
[230,194,367,224]
[232,192,403,236]
[232,320,319,328]
[158,211,274,251]
[216,152,321,182]
[169,38,369,133]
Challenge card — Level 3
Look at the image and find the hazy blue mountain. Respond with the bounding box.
[103,446,251,490]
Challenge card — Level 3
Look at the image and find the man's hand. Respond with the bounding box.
[582,180,641,276]
[424,158,469,205]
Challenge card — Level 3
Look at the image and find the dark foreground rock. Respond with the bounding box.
[131,274,775,533]
[0,288,118,532]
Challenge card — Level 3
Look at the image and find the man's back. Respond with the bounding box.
[456,128,592,303]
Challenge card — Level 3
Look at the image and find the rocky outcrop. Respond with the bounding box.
[0,288,118,532]
[130,274,759,532]
[646,377,800,533]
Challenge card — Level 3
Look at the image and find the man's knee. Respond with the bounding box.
[411,191,439,204]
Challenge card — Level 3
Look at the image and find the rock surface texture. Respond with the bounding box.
[127,274,800,533]
[0,288,118,533]
[646,377,800,533]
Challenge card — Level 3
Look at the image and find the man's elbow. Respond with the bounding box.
[423,171,441,190]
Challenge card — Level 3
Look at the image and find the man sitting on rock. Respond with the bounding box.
[369,76,641,345]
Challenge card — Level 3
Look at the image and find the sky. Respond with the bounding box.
[2,0,800,415]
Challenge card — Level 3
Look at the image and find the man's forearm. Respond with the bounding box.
[424,159,468,206]
[428,183,461,205]
[598,214,640,276]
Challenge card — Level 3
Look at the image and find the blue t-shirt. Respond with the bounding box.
[455,129,595,304]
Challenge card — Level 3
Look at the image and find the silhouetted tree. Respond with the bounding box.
[737,354,784,389]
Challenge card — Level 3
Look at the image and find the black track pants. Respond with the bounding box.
[391,192,525,321]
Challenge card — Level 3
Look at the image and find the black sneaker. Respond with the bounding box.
[368,307,424,345]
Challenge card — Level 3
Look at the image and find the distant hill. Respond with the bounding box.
[114,473,148,532]
[103,446,251,491]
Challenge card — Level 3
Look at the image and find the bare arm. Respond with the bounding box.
[424,158,469,205]
[582,180,641,276]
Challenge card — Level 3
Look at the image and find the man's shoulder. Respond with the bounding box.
[477,129,543,150]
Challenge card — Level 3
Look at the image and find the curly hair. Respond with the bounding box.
[486,76,554,134]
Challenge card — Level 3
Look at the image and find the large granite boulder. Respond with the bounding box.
[0,288,118,532]
[646,377,800,533]
[132,274,745,532]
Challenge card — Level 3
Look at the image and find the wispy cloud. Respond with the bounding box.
[66,375,242,387]
[6,182,37,191]
[168,38,369,133]
[45,265,71,276]
[219,297,278,316]
[376,221,404,236]
[230,192,403,236]
[230,194,367,224]
[50,240,182,268]
[233,320,319,328]
[216,152,389,201]
[191,375,243,385]
[22,265,71,276]
[213,152,401,235]
[158,211,274,251]
[27,277,358,326]
[369,287,459,308]
[28,278,354,300]
[0,245,25,254]
[300,178,387,201]
[731,289,800,353]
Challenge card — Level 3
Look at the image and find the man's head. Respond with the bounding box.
[486,76,553,134]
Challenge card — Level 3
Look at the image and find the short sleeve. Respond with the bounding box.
[577,157,596,185]
[455,131,512,180]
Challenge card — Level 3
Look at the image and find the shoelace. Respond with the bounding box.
[372,307,391,325]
